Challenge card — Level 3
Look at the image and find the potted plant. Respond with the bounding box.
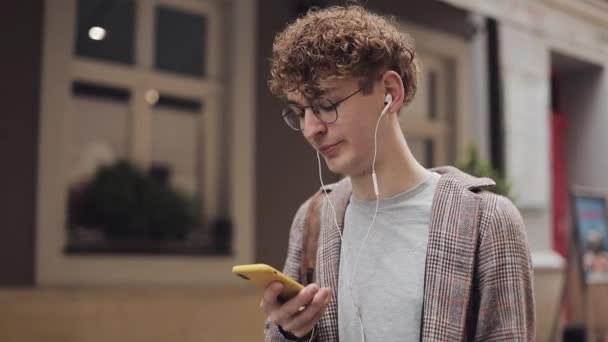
[70,160,202,242]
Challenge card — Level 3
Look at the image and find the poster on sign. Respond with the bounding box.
[571,187,608,284]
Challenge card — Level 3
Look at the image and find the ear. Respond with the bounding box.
[381,70,405,114]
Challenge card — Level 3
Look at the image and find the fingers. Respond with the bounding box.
[267,283,318,327]
[280,287,332,337]
[262,282,333,336]
[281,284,319,317]
[260,280,333,339]
[260,282,284,314]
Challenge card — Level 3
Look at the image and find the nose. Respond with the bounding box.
[302,108,327,141]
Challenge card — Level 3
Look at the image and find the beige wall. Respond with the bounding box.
[0,288,267,342]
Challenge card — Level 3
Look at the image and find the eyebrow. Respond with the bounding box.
[319,87,337,98]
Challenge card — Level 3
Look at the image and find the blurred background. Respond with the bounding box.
[1,0,608,341]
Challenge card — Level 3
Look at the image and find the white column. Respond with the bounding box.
[468,13,491,160]
[499,23,552,251]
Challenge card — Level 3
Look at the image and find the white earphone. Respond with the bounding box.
[372,94,392,196]
[384,93,392,105]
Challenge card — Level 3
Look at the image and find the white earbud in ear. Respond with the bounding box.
[384,93,392,104]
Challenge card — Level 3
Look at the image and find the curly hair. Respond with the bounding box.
[269,5,418,104]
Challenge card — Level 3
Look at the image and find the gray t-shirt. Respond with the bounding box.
[338,172,440,342]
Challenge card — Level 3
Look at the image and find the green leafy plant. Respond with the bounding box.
[456,145,512,199]
[71,160,201,240]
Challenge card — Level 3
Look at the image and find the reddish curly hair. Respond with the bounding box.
[269,5,418,103]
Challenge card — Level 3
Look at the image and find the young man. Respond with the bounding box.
[261,5,535,342]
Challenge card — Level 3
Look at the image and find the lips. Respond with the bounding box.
[319,141,342,157]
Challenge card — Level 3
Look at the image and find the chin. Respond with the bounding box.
[324,154,355,176]
[325,162,344,175]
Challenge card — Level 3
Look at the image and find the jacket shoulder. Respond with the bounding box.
[476,191,527,243]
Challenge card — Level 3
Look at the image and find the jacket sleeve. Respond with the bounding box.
[473,194,536,341]
[265,198,313,342]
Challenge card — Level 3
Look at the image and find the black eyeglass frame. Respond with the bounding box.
[281,88,363,131]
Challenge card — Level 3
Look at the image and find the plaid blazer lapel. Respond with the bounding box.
[314,179,352,341]
[421,166,495,341]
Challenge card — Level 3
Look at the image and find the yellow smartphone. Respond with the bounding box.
[232,263,304,301]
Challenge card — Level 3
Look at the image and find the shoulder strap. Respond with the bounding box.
[300,190,326,286]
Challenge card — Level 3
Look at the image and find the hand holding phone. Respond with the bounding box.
[232,263,332,339]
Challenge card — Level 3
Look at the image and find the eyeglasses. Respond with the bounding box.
[281,88,363,131]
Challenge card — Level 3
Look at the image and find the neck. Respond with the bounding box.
[350,116,431,201]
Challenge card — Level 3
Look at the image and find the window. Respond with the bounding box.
[401,51,453,167]
[39,0,255,286]
[397,21,475,170]
[65,0,225,256]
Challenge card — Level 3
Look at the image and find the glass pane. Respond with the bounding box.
[66,81,131,249]
[68,81,131,185]
[151,95,203,196]
[155,6,207,77]
[75,0,135,65]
